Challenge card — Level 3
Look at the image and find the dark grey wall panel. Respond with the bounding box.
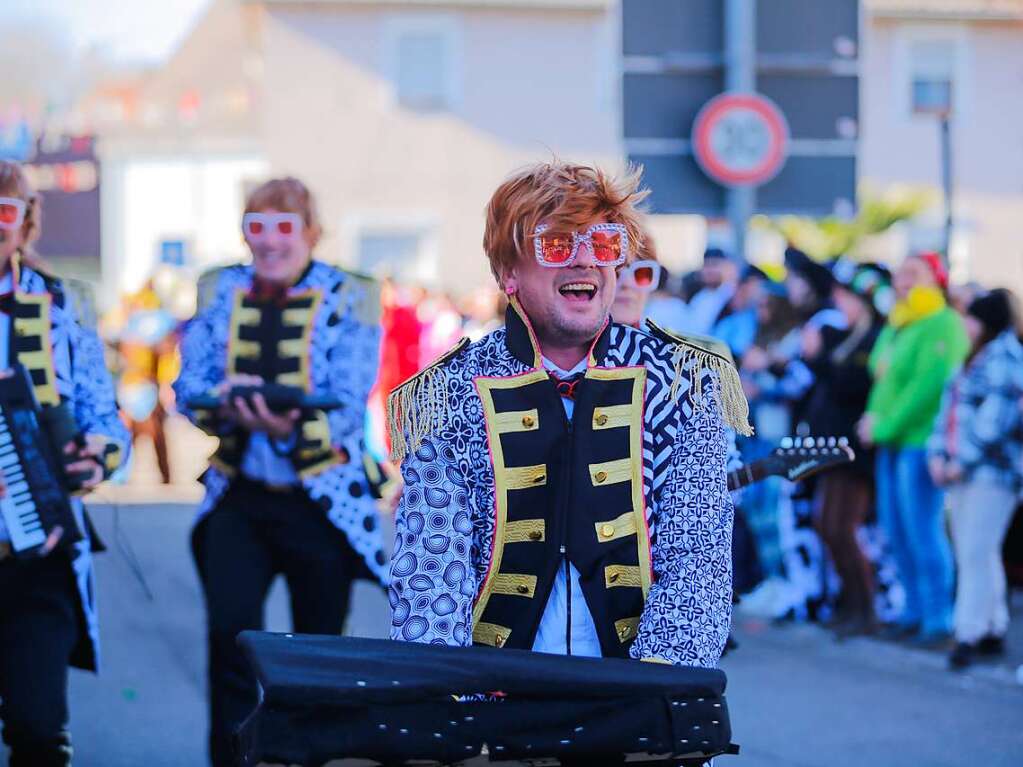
[622,0,723,56]
[623,73,724,139]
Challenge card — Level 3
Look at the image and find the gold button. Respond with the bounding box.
[595,413,608,426]
[516,585,529,595]
[15,327,24,336]
[600,523,615,538]
[609,572,620,583]
[618,626,629,639]
[528,530,542,541]
[495,634,505,646]
[522,415,535,428]
[595,471,608,483]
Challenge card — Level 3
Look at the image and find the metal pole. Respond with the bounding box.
[724,0,756,263]
[940,114,953,266]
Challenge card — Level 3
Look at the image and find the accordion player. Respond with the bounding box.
[0,233,130,766]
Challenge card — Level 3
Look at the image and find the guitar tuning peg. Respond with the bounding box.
[780,437,793,449]
[816,437,825,448]
[838,436,849,447]
[827,437,837,448]
[803,437,815,448]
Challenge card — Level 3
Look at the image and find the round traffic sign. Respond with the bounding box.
[692,92,790,187]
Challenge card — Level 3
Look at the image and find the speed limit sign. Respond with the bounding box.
[692,93,790,187]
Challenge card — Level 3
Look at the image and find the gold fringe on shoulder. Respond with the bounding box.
[338,270,382,326]
[386,337,469,462]
[646,319,754,436]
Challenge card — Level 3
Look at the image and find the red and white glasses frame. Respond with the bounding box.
[532,222,629,268]
[242,212,304,243]
[0,197,26,232]
[620,259,661,292]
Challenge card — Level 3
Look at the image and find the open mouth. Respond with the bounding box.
[558,282,598,302]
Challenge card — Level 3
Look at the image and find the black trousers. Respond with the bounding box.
[197,478,360,767]
[0,553,78,767]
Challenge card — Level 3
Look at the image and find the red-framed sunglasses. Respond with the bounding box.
[242,212,303,242]
[533,222,629,268]
[0,197,26,231]
[620,259,661,292]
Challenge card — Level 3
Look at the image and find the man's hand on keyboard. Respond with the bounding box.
[63,435,109,491]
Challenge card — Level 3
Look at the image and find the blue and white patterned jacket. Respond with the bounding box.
[928,329,1023,497]
[173,261,387,583]
[388,299,748,668]
[2,256,130,671]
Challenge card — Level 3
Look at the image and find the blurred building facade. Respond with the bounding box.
[86,0,618,304]
[75,0,1023,303]
[861,0,1023,292]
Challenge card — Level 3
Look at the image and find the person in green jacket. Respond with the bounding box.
[857,252,968,644]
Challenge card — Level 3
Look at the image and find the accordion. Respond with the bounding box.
[0,365,83,558]
[237,633,738,767]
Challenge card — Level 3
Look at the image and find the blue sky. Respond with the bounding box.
[7,0,211,63]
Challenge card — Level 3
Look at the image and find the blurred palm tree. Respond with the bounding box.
[754,185,937,262]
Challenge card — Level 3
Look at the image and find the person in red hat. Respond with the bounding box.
[857,252,968,645]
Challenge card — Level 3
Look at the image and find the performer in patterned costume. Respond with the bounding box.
[173,178,385,766]
[0,161,129,767]
[388,162,750,667]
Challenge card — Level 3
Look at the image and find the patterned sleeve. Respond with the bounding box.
[172,276,227,435]
[389,436,477,646]
[67,302,130,476]
[321,276,381,459]
[960,352,1023,468]
[631,371,734,668]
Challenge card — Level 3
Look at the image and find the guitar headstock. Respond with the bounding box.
[763,436,856,483]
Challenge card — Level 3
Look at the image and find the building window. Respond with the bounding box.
[385,17,461,112]
[358,231,423,277]
[909,39,955,116]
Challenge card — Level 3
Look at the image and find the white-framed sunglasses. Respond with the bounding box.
[0,197,26,232]
[532,222,629,268]
[242,212,304,243]
[620,259,661,292]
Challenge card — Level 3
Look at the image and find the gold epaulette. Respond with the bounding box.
[386,337,469,463]
[196,265,230,314]
[644,319,753,436]
[63,278,98,330]
[337,269,381,326]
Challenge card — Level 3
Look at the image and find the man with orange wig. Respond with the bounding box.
[388,161,749,667]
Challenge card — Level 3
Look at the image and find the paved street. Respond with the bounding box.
[0,490,1001,767]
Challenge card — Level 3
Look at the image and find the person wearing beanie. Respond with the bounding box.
[928,288,1023,669]
[802,263,891,637]
[858,252,968,645]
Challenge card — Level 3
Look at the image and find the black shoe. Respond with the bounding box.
[976,634,1006,657]
[835,616,880,641]
[948,642,975,670]
[879,622,920,641]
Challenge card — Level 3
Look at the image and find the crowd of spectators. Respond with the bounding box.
[640,245,1023,671]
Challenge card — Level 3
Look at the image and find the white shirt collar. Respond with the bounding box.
[541,355,587,379]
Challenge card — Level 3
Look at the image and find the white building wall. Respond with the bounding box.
[860,17,1023,291]
[258,3,620,295]
[100,151,268,306]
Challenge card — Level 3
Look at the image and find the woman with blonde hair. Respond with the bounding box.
[0,160,129,766]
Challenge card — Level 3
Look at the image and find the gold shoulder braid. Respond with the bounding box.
[387,337,469,463]
[644,319,753,436]
[337,269,381,327]
[63,278,98,330]
[196,266,227,314]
